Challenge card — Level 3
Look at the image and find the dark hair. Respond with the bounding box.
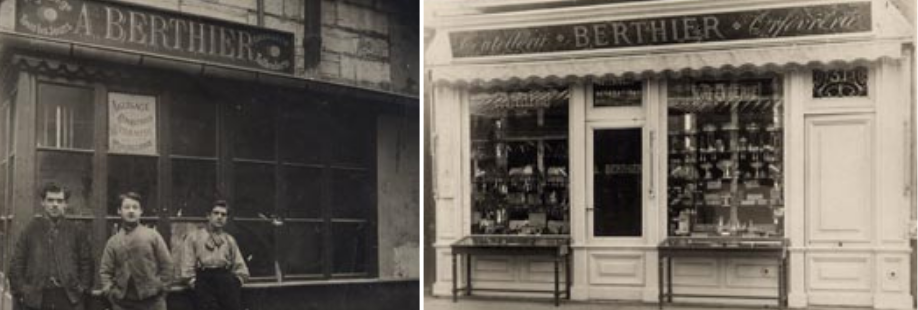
[212,200,229,212]
[117,192,143,208]
[40,183,70,200]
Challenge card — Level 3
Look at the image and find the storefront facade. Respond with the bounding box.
[427,0,914,308]
[0,0,419,309]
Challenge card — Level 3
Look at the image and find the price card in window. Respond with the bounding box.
[109,92,157,155]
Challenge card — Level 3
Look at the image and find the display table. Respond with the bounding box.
[451,235,571,306]
[657,237,789,309]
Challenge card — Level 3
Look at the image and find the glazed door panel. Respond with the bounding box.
[804,114,874,244]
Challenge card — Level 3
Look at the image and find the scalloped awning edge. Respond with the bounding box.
[431,40,907,88]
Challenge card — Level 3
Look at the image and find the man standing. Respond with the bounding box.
[180,200,249,310]
[100,192,172,310]
[8,183,93,310]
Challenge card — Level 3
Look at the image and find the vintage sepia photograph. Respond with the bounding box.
[0,0,420,309]
[424,0,916,310]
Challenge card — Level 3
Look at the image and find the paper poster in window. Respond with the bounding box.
[109,92,157,155]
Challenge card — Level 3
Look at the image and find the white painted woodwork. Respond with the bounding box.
[805,114,875,244]
[587,252,645,285]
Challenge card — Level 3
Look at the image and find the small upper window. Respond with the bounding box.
[37,83,94,150]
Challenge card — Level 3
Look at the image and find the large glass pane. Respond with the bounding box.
[228,221,275,279]
[331,170,373,219]
[332,222,370,274]
[593,128,642,237]
[666,77,784,237]
[37,83,94,150]
[108,155,158,216]
[38,151,93,216]
[283,166,322,219]
[280,103,322,164]
[232,101,275,160]
[170,96,216,157]
[233,162,274,218]
[172,159,217,218]
[468,87,569,235]
[329,107,374,166]
[281,223,323,276]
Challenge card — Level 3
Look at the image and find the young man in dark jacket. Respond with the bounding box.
[7,183,93,310]
[100,192,172,310]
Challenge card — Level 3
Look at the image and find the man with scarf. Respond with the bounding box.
[8,183,93,310]
[180,200,249,310]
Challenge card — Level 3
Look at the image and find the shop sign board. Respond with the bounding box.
[109,92,156,155]
[15,0,295,74]
[450,2,871,58]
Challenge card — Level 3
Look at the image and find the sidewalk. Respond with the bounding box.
[424,295,886,310]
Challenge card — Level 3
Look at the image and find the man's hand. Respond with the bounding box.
[187,277,196,289]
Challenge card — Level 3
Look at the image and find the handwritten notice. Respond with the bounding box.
[109,92,156,155]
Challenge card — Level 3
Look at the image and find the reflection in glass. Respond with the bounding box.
[233,163,274,218]
[170,96,216,157]
[593,128,642,237]
[228,221,276,278]
[332,170,373,219]
[232,100,275,160]
[283,166,322,219]
[39,151,93,216]
[282,223,323,276]
[172,160,217,217]
[37,83,94,150]
[332,222,370,274]
[108,155,158,216]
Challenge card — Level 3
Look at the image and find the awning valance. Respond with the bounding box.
[430,40,908,88]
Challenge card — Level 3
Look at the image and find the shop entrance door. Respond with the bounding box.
[586,123,647,241]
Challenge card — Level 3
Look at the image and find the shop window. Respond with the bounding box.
[813,67,868,98]
[283,166,322,219]
[331,169,373,219]
[38,151,93,216]
[469,87,570,235]
[593,128,643,237]
[172,159,218,217]
[228,221,276,279]
[332,222,370,274]
[108,155,158,216]
[666,77,784,237]
[37,83,94,150]
[170,96,216,157]
[232,100,276,160]
[233,162,275,218]
[281,223,324,276]
[330,107,374,166]
[280,103,323,164]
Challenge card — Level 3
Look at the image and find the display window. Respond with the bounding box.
[666,75,784,237]
[469,87,569,235]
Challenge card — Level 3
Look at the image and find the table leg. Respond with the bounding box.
[566,253,571,300]
[658,253,664,310]
[666,256,673,303]
[452,253,457,303]
[466,254,472,296]
[554,257,560,307]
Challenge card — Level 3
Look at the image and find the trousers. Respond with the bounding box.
[20,288,83,310]
[194,268,243,310]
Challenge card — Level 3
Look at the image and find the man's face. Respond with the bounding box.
[41,191,68,219]
[208,206,228,229]
[118,198,143,223]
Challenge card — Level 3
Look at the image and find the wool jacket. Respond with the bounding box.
[7,216,93,309]
[100,224,173,301]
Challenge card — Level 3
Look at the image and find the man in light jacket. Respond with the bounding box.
[100,192,172,310]
[180,200,249,310]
